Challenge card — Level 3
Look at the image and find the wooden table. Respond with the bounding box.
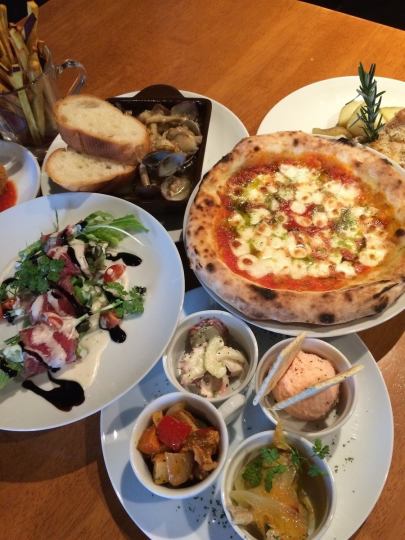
[1,1,404,538]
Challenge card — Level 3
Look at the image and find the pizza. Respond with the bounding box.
[185,131,405,324]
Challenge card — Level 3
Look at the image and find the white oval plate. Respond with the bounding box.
[0,140,40,206]
[40,90,248,196]
[257,75,405,135]
[0,192,184,431]
[100,287,393,540]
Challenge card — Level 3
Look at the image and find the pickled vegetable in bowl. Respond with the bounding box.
[225,426,334,540]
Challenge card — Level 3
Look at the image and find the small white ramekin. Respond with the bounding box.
[130,392,229,499]
[255,337,358,438]
[221,430,336,540]
[162,310,258,411]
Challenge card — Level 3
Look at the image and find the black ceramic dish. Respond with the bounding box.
[107,85,212,222]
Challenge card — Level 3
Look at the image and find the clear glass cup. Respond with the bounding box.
[0,46,86,161]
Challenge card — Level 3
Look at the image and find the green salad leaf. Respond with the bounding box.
[80,212,148,247]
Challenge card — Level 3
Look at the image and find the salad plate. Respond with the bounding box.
[257,76,405,135]
[40,90,249,241]
[100,286,393,540]
[0,192,184,431]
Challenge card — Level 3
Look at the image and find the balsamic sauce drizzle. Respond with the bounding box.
[22,371,85,412]
[107,326,127,343]
[106,251,142,266]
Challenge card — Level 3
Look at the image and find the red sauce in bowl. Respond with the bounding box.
[0,180,17,211]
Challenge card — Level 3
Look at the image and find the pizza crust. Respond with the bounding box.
[185,132,405,324]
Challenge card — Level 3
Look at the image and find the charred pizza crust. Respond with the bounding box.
[185,132,405,324]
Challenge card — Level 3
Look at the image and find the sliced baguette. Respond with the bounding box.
[45,147,136,192]
[54,95,151,165]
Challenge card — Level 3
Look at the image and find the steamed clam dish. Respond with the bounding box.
[136,101,202,201]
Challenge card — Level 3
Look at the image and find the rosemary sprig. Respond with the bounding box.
[355,63,385,142]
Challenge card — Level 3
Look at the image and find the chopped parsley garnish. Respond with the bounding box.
[261,447,280,465]
[6,255,64,296]
[312,438,330,459]
[291,447,304,470]
[264,464,288,492]
[103,283,146,317]
[242,456,262,488]
[242,438,330,491]
[307,464,326,477]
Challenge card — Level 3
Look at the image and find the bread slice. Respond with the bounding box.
[45,148,136,192]
[54,95,151,165]
[369,108,405,168]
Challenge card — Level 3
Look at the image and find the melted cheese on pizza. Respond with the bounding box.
[217,158,398,290]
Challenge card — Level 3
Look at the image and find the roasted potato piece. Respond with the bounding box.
[380,106,403,123]
[137,425,164,455]
[312,126,352,138]
[337,100,364,127]
[152,452,169,484]
[165,451,194,486]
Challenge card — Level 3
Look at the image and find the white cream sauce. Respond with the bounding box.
[60,329,109,389]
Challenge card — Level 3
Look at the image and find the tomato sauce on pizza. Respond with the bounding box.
[214,154,399,292]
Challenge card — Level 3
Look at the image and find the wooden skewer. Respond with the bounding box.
[253,332,307,406]
[270,364,364,412]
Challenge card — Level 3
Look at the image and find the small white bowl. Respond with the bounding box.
[130,392,229,499]
[0,141,40,206]
[163,310,258,406]
[255,338,358,438]
[221,430,336,540]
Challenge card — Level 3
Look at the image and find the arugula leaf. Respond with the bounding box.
[4,335,20,346]
[80,212,148,247]
[18,239,42,261]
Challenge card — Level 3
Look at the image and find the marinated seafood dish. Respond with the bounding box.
[177,317,248,399]
[0,211,147,409]
[137,401,221,487]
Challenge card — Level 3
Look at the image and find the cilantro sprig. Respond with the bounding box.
[102,282,146,317]
[2,254,64,298]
